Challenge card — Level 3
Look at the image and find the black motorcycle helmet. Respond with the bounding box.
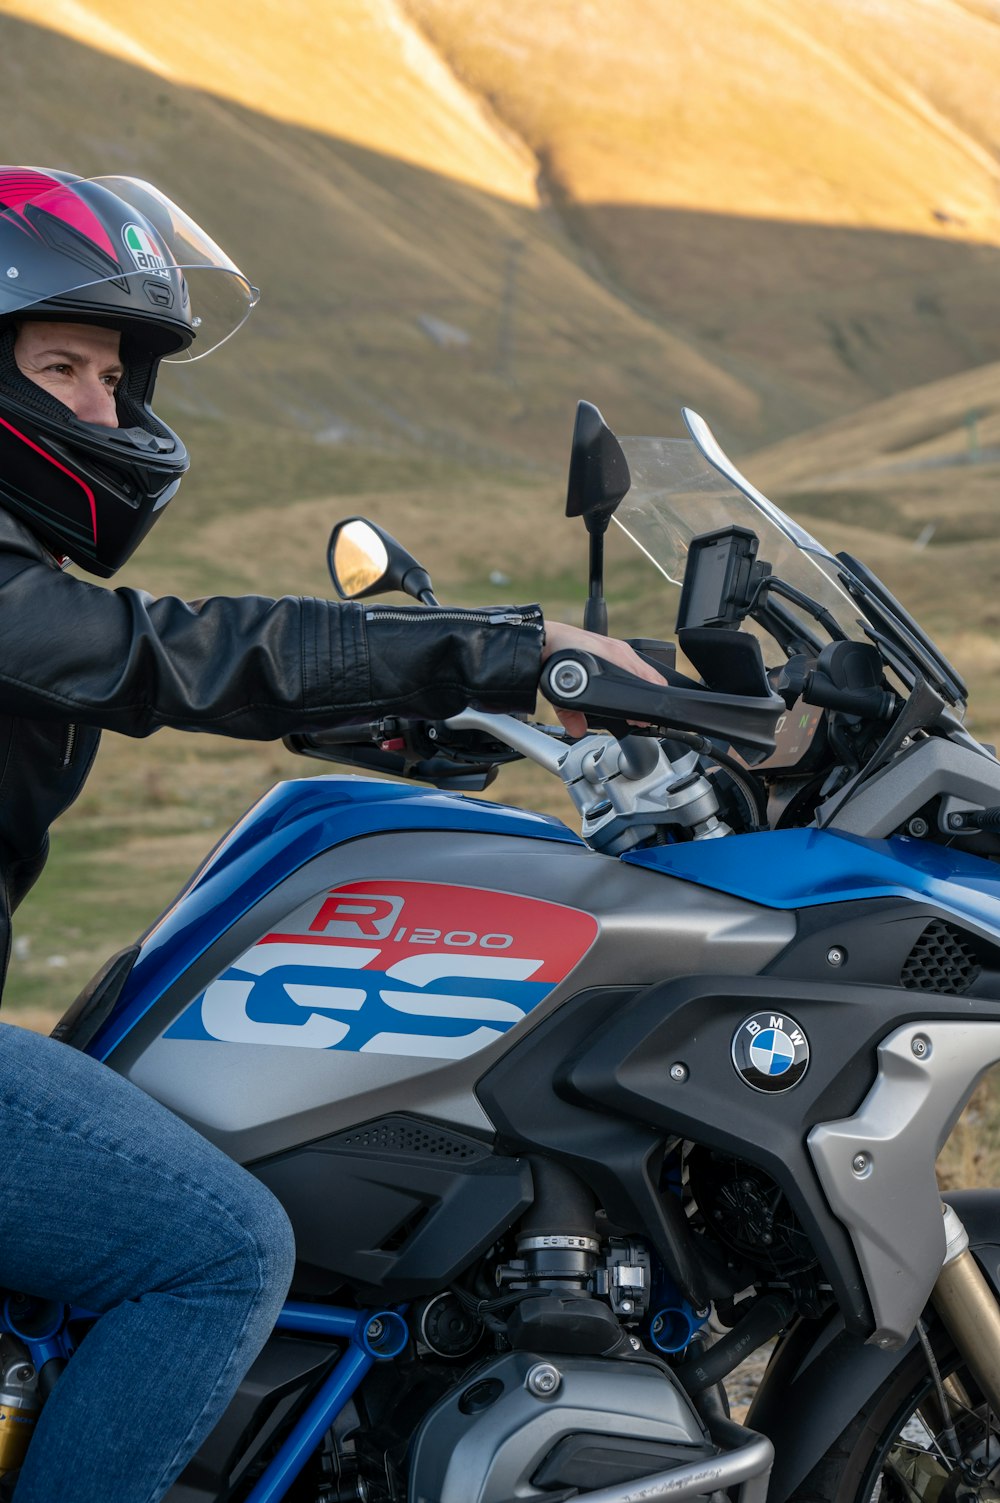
[0,169,257,576]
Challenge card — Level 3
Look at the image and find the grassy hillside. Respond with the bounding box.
[3,0,1000,1033]
[746,359,1000,749]
[5,0,1000,462]
[0,1,757,474]
[406,0,1000,430]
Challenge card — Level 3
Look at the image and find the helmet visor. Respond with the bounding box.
[0,171,258,360]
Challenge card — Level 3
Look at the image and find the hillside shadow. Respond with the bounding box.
[2,10,999,501]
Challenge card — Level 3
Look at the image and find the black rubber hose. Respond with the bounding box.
[674,1293,794,1395]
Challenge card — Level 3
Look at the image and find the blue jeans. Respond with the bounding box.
[0,1021,296,1502]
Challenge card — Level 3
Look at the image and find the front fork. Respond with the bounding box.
[932,1202,1000,1412]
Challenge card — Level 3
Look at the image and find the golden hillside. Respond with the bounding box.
[0,0,756,486]
[407,0,1000,431]
[3,0,1000,467]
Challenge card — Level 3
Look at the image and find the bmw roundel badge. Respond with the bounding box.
[731,1012,810,1093]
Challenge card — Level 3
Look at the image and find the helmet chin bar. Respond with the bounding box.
[0,322,189,577]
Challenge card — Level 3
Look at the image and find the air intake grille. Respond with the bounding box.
[900,920,981,995]
[327,1116,487,1161]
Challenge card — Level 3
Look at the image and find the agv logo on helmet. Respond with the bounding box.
[731,1011,810,1093]
[122,224,169,279]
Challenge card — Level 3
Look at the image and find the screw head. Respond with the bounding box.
[5,267,18,279]
[827,946,846,967]
[907,817,929,838]
[911,1035,930,1059]
[669,1062,689,1083]
[620,1299,633,1314]
[366,1318,384,1340]
[948,812,966,830]
[526,1362,561,1397]
[852,1152,871,1176]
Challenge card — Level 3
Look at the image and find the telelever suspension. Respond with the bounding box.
[444,708,729,855]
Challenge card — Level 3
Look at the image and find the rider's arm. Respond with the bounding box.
[0,521,544,737]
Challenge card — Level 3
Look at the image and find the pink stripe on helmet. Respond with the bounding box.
[0,169,117,261]
[0,415,98,543]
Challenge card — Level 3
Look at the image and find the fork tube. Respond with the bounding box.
[931,1203,1000,1414]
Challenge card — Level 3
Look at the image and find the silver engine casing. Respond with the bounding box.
[407,1350,714,1503]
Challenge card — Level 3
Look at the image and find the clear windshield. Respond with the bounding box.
[0,172,257,360]
[615,436,868,645]
[614,409,965,704]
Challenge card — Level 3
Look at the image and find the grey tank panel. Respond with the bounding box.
[115,830,794,1162]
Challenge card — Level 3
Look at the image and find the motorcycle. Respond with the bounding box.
[2,398,1000,1503]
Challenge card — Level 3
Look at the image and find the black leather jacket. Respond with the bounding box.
[0,509,544,989]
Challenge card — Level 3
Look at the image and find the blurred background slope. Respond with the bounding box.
[2,0,1000,1021]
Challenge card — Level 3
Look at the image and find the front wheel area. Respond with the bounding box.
[789,1316,1000,1503]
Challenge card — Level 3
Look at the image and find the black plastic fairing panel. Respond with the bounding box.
[165,1332,338,1502]
[250,1114,532,1301]
[476,987,711,1310]
[564,975,1000,1335]
[764,895,1000,996]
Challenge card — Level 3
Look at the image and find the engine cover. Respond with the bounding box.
[407,1349,713,1503]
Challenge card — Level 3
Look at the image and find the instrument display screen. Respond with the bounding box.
[756,703,826,773]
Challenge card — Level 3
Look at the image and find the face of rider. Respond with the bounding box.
[13,321,122,429]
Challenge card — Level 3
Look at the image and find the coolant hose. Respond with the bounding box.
[674,1293,793,1394]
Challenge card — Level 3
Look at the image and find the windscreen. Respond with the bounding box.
[614,433,870,649]
[613,410,965,706]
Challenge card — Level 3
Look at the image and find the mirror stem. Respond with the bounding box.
[584,532,608,635]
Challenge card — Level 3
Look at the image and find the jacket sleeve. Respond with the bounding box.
[0,548,544,739]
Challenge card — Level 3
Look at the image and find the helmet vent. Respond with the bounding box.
[900,919,981,994]
[326,1115,488,1162]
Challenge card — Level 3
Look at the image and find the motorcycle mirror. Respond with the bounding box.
[565,400,631,533]
[327,518,438,605]
[565,400,630,635]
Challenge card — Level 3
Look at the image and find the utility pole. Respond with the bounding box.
[496,238,524,384]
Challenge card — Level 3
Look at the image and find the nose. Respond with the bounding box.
[73,375,119,428]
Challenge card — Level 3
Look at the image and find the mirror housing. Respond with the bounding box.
[565,400,631,534]
[328,518,437,605]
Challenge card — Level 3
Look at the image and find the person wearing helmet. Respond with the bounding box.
[0,169,662,1502]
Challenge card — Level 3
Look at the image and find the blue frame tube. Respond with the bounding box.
[275,1302,363,1339]
[242,1340,373,1503]
[244,1302,407,1501]
[0,1296,404,1500]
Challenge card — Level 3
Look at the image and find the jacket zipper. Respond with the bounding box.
[62,723,78,768]
[364,607,541,627]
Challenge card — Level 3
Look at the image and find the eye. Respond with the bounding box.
[45,363,72,377]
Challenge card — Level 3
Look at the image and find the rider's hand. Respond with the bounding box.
[540,621,667,738]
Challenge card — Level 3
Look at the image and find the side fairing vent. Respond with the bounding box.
[900,920,983,995]
[325,1116,488,1162]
